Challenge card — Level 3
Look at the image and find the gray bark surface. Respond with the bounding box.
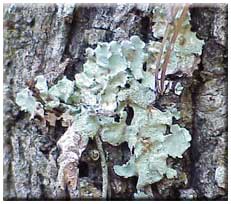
[3,4,227,200]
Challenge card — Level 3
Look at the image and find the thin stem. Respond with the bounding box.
[95,133,108,200]
[160,4,190,95]
[154,5,180,93]
[154,23,171,93]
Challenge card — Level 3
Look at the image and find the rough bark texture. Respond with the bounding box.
[3,4,227,200]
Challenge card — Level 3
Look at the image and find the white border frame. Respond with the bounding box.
[0,0,230,203]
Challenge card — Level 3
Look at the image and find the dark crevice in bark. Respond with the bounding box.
[61,6,78,61]
[61,6,84,80]
[151,184,162,200]
[189,5,215,40]
[53,120,66,142]
[140,16,151,43]
[61,6,103,80]
[120,142,130,162]
[188,7,207,198]
[79,161,89,177]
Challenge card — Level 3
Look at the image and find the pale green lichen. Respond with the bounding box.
[16,88,36,114]
[112,106,191,189]
[35,75,48,95]
[150,5,204,76]
[15,11,204,195]
[48,76,74,103]
[121,36,148,80]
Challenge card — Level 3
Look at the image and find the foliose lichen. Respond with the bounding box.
[15,5,204,197]
[150,5,204,76]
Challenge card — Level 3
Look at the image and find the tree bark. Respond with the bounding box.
[3,3,227,200]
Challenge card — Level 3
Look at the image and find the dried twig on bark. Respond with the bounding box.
[56,123,89,198]
[159,4,189,94]
[154,5,180,93]
[95,132,109,200]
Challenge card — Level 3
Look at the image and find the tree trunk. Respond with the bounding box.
[3,3,227,200]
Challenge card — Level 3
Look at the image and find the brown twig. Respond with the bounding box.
[95,132,108,200]
[159,4,190,95]
[154,23,171,93]
[154,5,180,93]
